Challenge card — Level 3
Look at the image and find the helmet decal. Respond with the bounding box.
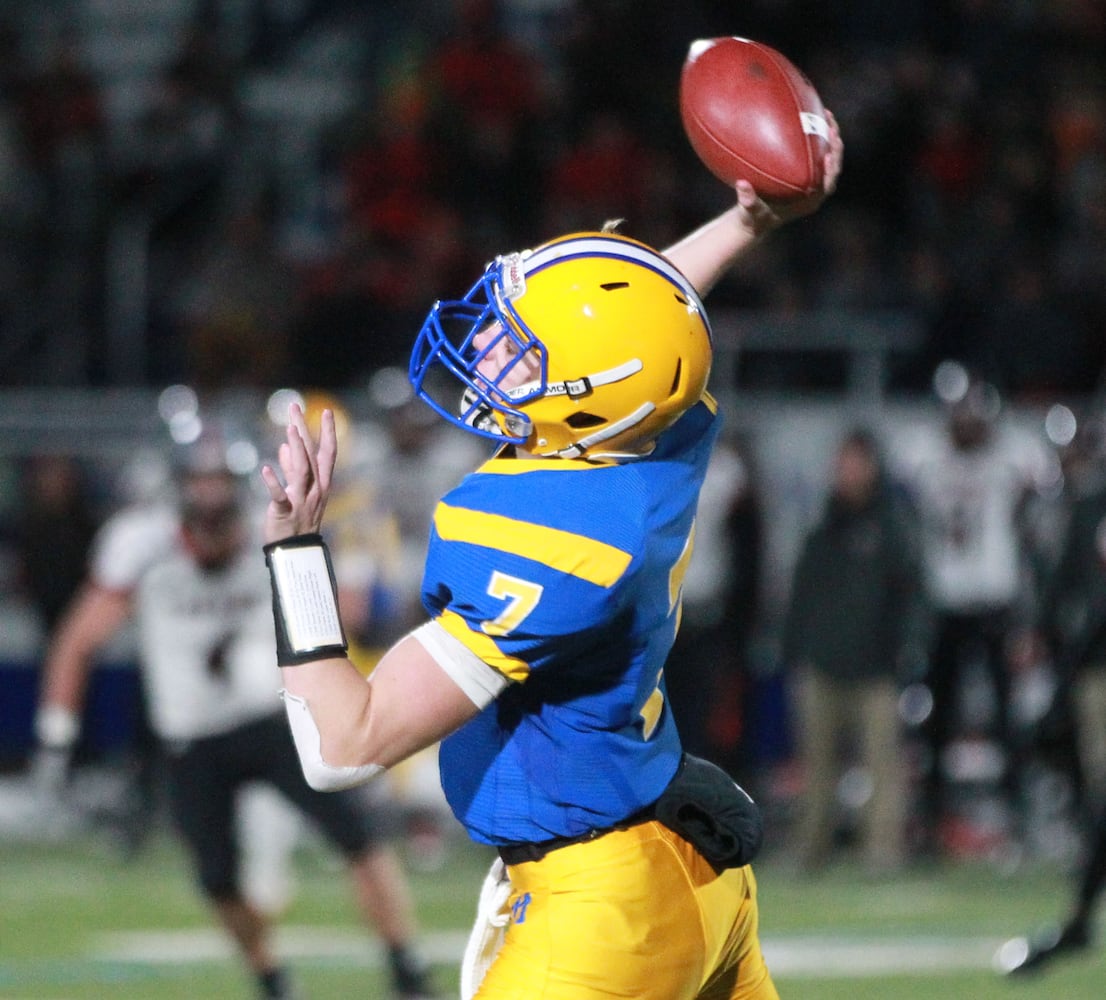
[498,252,527,300]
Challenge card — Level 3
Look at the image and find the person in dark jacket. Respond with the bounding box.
[996,459,1106,976]
[1036,476,1106,823]
[782,427,926,875]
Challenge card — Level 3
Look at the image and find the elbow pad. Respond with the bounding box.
[281,691,383,791]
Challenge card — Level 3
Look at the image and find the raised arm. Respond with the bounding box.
[665,109,843,297]
[260,405,479,790]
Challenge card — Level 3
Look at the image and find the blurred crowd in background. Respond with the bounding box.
[2,0,1106,878]
[0,0,1102,395]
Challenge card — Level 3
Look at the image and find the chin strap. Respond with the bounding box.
[552,402,656,458]
[484,358,651,456]
[460,358,650,456]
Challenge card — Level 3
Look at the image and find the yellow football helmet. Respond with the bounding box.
[409,232,713,458]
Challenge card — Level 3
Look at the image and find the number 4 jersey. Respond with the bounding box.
[89,504,279,742]
[421,397,721,847]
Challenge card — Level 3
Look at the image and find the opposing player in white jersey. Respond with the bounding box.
[34,448,438,999]
[893,371,1054,854]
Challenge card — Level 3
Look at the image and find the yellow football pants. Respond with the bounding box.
[475,819,779,1000]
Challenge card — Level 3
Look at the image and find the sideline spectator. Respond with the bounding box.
[1035,445,1106,826]
[0,5,1103,392]
[13,28,106,385]
[177,202,297,391]
[425,0,548,239]
[782,427,925,874]
[11,454,99,634]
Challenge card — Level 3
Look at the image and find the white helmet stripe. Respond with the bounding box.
[521,236,709,337]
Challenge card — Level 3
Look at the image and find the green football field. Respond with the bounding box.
[1,825,1102,999]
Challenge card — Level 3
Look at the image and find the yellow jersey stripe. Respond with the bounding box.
[437,609,532,682]
[480,456,615,475]
[433,502,633,587]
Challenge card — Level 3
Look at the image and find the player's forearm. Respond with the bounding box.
[37,632,105,754]
[37,634,98,751]
[663,206,760,298]
[278,632,480,790]
[280,662,418,793]
[281,657,376,758]
[32,634,90,789]
[39,585,127,719]
[40,646,89,716]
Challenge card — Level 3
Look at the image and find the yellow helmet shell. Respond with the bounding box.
[503,233,713,456]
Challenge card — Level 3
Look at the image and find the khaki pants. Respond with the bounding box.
[1076,665,1106,810]
[793,667,907,872]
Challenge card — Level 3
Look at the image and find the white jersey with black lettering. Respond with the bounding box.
[90,505,279,741]
[895,423,1051,612]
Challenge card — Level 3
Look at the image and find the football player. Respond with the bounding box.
[890,366,1057,854]
[35,442,438,1000]
[260,112,843,999]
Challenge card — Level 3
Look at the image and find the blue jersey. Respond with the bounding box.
[420,397,721,846]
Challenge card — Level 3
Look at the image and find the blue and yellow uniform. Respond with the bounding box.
[421,396,778,999]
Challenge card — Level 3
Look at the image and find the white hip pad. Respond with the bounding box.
[460,855,513,1000]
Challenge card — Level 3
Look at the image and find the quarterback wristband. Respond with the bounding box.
[264,533,348,666]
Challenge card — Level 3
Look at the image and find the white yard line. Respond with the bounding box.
[90,927,1004,977]
[762,935,1003,976]
[92,926,469,966]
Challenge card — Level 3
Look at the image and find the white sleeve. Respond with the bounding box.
[410,620,511,709]
[281,691,384,792]
[90,506,177,591]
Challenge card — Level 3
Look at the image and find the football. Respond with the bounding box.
[679,36,830,202]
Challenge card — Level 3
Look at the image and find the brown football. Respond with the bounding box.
[680,36,829,202]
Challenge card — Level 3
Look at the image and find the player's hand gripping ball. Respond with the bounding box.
[680,36,830,202]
